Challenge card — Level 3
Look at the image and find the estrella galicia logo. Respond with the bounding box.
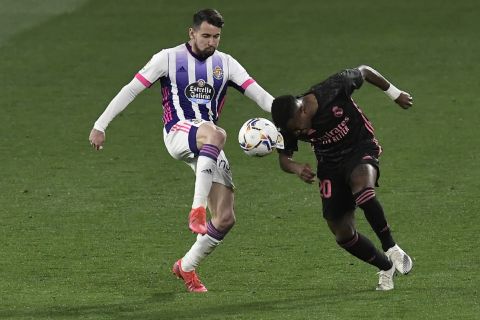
[185,79,215,104]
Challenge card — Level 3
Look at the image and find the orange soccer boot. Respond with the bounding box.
[172,259,207,293]
[188,207,207,235]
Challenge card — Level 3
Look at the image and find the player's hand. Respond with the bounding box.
[89,128,105,150]
[395,91,413,109]
[296,163,316,184]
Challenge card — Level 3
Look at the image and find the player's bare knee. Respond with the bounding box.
[197,123,226,149]
[226,214,236,228]
[209,128,226,148]
[220,213,236,230]
[212,211,235,231]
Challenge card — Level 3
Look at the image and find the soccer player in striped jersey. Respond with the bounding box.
[271,65,413,291]
[88,9,273,292]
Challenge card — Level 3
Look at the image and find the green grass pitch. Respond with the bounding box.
[0,0,478,319]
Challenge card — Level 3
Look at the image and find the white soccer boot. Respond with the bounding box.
[376,263,396,291]
[385,244,413,275]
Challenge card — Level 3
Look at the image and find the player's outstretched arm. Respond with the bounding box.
[227,55,274,112]
[89,78,147,151]
[278,153,316,184]
[244,82,274,112]
[357,65,413,109]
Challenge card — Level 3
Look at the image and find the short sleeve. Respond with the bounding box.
[339,68,364,96]
[277,131,298,155]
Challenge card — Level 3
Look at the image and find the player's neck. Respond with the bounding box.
[186,41,214,61]
[302,93,318,116]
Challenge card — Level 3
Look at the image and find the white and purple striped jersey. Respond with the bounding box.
[135,43,264,133]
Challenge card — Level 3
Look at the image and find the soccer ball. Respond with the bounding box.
[238,118,284,157]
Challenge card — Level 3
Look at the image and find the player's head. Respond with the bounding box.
[272,95,312,137]
[189,9,224,59]
[193,9,224,29]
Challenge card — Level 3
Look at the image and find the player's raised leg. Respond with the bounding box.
[189,123,226,234]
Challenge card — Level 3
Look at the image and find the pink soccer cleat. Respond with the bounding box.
[188,207,207,235]
[172,259,207,293]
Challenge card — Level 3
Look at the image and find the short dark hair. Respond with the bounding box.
[271,95,298,132]
[193,9,224,29]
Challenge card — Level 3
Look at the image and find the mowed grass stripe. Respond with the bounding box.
[0,0,89,47]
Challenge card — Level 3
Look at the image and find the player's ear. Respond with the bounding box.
[188,28,195,40]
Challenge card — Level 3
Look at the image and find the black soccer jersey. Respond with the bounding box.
[280,68,379,163]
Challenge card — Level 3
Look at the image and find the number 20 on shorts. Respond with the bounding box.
[319,179,332,198]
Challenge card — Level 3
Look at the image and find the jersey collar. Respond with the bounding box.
[185,42,211,61]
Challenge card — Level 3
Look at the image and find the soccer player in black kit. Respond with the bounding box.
[271,65,413,290]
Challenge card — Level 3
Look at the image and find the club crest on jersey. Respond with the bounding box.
[213,66,223,80]
[332,106,344,117]
[185,79,215,104]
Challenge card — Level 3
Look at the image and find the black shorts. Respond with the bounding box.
[316,142,381,221]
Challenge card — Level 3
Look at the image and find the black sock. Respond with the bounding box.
[355,188,396,251]
[338,231,393,271]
